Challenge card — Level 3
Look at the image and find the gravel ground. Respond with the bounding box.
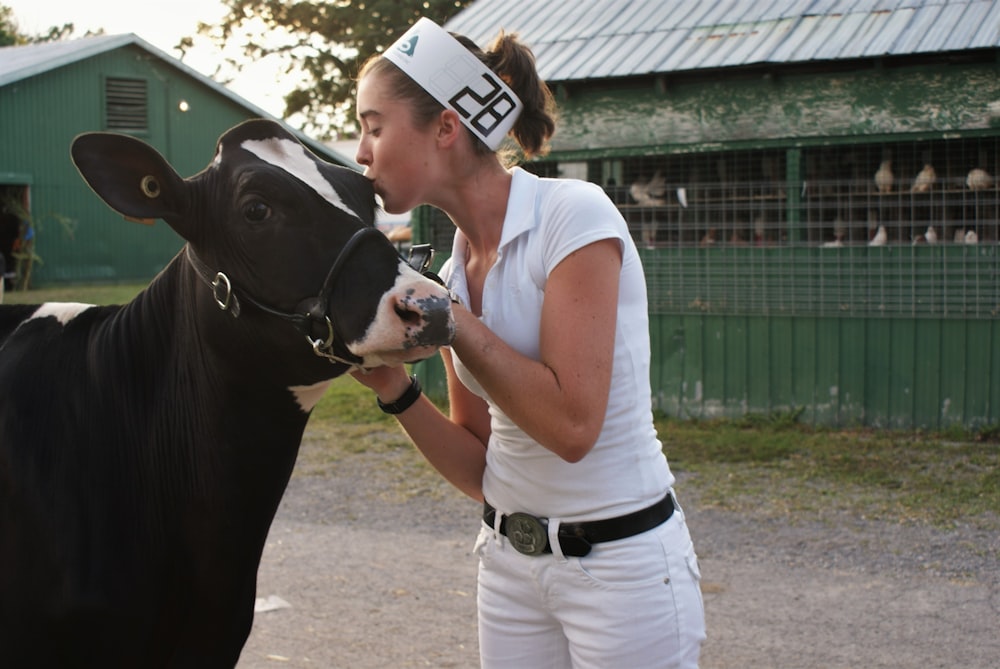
[237,436,1000,669]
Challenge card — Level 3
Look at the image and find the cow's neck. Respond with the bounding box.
[106,257,319,530]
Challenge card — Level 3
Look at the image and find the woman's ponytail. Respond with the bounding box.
[483,31,557,159]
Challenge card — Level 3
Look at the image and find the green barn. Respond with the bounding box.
[0,33,351,287]
[413,0,1000,430]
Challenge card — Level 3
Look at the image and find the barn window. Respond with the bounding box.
[105,77,148,132]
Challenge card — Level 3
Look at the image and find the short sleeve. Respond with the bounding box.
[537,179,630,277]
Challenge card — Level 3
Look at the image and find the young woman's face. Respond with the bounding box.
[355,72,437,214]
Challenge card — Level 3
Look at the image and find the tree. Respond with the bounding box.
[186,0,472,139]
[0,4,17,46]
[1,3,77,46]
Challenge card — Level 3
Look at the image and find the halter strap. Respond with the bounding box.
[184,228,443,367]
[182,229,385,367]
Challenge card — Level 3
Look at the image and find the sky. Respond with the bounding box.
[6,0,409,223]
[5,0,287,117]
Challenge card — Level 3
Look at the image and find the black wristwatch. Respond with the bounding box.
[377,375,422,414]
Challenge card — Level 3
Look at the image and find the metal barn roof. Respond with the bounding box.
[0,34,275,117]
[0,34,354,167]
[445,0,1000,82]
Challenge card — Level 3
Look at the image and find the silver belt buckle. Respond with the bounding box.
[506,512,547,556]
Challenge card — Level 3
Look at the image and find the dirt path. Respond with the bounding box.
[237,447,1000,668]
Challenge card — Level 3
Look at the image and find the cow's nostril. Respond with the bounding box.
[394,302,422,325]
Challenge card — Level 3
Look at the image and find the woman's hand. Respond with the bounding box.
[351,364,412,404]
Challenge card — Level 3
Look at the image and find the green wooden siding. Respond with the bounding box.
[550,58,1000,158]
[639,245,1000,319]
[415,309,999,430]
[648,313,999,429]
[1,44,266,284]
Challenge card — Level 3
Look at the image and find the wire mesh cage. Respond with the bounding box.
[549,136,999,319]
[421,135,999,320]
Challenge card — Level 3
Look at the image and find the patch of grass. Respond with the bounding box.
[304,386,1000,528]
[310,374,402,426]
[296,420,414,473]
[297,377,446,498]
[659,415,1000,528]
[3,282,146,305]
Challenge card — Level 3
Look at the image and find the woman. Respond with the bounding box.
[352,18,705,668]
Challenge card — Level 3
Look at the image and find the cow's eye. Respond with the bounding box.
[243,200,271,222]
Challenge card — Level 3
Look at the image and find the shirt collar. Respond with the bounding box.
[446,166,540,307]
[497,167,538,251]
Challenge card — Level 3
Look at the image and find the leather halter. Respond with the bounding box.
[185,226,395,367]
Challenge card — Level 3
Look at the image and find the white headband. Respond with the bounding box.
[383,18,523,151]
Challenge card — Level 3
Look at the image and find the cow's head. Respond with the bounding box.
[70,119,454,369]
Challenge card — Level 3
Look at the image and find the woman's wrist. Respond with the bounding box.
[377,375,422,414]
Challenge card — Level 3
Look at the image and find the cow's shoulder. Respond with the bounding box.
[0,303,111,355]
[0,305,43,344]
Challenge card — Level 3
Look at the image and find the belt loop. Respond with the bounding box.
[547,517,567,562]
[490,503,504,548]
[669,488,683,518]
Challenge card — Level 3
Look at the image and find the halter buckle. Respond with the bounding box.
[212,272,241,317]
[407,244,434,274]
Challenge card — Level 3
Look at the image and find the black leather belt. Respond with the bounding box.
[483,493,674,558]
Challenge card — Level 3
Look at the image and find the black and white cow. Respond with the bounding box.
[0,119,454,667]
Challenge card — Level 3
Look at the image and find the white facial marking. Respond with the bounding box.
[289,379,334,413]
[241,137,361,220]
[346,260,454,367]
[30,302,94,325]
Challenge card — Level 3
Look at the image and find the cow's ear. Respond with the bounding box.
[71,132,187,229]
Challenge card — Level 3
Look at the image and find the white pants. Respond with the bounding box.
[474,495,706,669]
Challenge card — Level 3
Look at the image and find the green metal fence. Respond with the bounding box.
[641,244,1000,319]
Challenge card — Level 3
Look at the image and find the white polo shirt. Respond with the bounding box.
[441,167,673,521]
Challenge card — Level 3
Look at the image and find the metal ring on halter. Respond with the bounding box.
[212,272,232,310]
[307,315,336,359]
